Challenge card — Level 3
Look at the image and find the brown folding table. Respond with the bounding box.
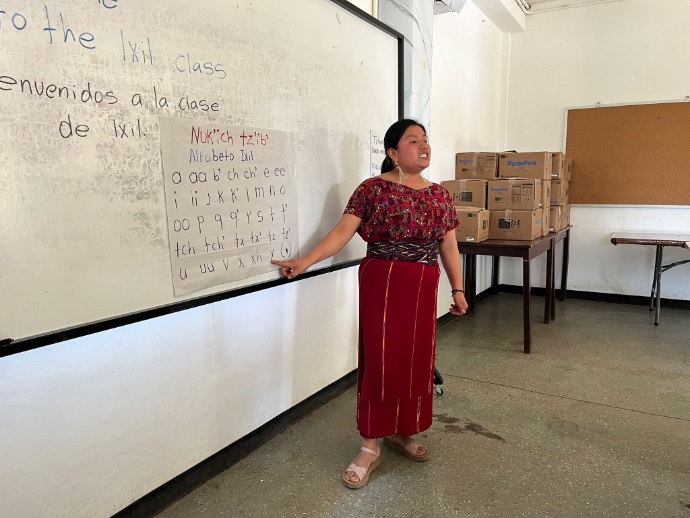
[610,232,690,325]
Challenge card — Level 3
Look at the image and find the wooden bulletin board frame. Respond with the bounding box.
[565,101,690,205]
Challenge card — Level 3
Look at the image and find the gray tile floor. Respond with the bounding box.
[157,294,690,517]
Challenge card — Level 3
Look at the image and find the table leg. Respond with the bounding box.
[550,238,557,321]
[654,246,663,325]
[461,253,469,311]
[551,248,557,321]
[523,257,532,354]
[461,253,466,306]
[650,245,662,311]
[560,228,571,301]
[545,239,554,324]
[466,254,477,313]
[491,257,500,295]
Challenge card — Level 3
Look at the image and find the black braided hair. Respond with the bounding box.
[380,119,427,173]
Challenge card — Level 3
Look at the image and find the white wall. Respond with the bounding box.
[503,0,690,299]
[0,273,360,518]
[430,1,508,297]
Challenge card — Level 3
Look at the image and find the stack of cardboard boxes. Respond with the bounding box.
[441,151,572,242]
[442,153,493,243]
[548,152,572,232]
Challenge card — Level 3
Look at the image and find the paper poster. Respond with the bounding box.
[159,117,298,296]
[370,130,386,177]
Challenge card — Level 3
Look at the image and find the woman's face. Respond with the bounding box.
[388,125,431,174]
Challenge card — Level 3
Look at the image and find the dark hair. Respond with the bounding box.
[380,119,427,173]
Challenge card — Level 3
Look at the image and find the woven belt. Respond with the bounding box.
[366,240,440,267]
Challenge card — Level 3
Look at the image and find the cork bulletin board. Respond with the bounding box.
[565,101,690,205]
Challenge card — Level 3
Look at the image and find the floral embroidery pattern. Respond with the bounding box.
[344,177,459,243]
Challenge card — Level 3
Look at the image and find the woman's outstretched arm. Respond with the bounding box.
[271,213,362,279]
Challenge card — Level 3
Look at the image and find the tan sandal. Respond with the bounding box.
[342,446,381,489]
[383,436,430,462]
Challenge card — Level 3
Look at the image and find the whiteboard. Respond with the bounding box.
[0,0,400,342]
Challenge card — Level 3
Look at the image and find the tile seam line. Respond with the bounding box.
[447,375,690,422]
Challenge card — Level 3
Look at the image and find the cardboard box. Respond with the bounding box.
[566,157,573,181]
[550,205,571,232]
[541,207,550,237]
[551,152,567,179]
[563,204,571,227]
[487,179,542,211]
[455,207,490,243]
[541,180,551,237]
[498,152,552,180]
[550,179,569,206]
[489,209,543,241]
[549,206,564,232]
[455,152,498,180]
[441,179,487,209]
[541,180,551,209]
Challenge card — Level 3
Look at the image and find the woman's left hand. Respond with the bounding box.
[449,291,468,316]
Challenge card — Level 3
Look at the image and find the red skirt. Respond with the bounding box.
[356,257,440,439]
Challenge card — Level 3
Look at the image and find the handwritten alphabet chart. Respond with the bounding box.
[159,118,297,296]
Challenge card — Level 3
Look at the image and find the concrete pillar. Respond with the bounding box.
[377,0,435,129]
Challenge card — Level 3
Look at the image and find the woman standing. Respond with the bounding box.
[272,119,467,489]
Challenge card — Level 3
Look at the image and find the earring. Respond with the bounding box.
[395,161,407,183]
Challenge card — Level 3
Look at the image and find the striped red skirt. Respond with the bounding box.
[356,256,440,439]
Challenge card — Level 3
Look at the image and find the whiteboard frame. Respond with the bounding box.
[1,0,404,358]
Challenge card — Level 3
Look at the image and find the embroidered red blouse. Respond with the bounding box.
[344,177,459,243]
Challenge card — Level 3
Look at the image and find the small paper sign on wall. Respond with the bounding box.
[370,130,385,177]
[159,117,298,296]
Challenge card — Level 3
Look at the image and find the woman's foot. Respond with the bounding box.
[343,440,381,489]
[383,434,430,462]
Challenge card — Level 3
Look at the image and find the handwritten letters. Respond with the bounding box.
[159,118,297,296]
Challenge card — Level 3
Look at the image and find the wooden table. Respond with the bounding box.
[458,227,572,354]
[611,232,690,325]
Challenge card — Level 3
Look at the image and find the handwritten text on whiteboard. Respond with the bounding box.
[370,130,385,177]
